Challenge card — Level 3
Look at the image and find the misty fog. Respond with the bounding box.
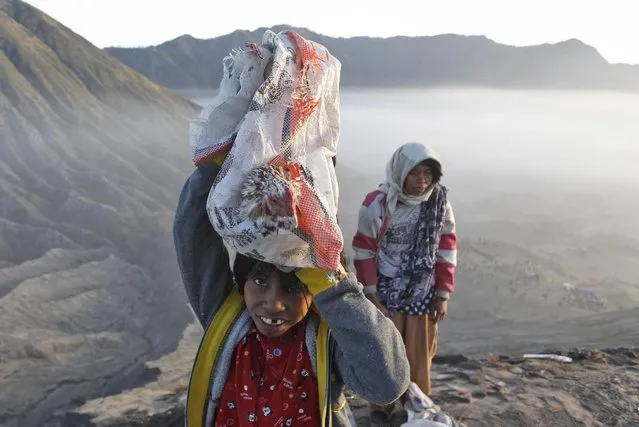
[191,87,639,190]
[191,87,639,233]
[190,87,639,355]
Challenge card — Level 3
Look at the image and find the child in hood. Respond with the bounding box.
[173,158,410,427]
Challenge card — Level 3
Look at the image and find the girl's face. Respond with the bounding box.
[243,267,312,338]
[403,163,434,196]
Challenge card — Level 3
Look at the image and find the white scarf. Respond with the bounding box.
[379,142,442,218]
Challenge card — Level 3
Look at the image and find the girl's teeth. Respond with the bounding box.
[260,317,284,326]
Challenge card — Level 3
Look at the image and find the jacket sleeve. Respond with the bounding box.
[312,273,411,405]
[435,199,457,297]
[173,163,234,328]
[351,191,384,294]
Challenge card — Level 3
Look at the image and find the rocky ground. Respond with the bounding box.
[428,348,639,427]
[52,343,638,427]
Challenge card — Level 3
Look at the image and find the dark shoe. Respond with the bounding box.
[369,401,406,427]
[388,402,408,427]
[369,403,393,427]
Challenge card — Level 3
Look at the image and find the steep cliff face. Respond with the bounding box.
[0,1,200,425]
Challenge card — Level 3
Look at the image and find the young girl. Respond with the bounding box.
[173,159,410,427]
[352,142,457,404]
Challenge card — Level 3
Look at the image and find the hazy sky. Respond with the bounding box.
[30,0,638,64]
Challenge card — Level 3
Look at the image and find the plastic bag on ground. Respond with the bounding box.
[401,382,459,427]
[189,30,343,271]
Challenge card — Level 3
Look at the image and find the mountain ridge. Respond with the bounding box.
[104,25,639,91]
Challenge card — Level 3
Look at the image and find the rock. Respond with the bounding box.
[509,366,524,375]
[433,354,469,365]
[437,386,473,404]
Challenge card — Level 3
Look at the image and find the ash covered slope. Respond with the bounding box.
[0,0,200,425]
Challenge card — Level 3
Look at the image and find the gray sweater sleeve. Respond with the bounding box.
[312,273,411,404]
[173,163,234,328]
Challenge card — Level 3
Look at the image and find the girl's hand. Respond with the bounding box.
[430,297,448,323]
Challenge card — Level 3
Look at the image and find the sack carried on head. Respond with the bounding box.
[189,30,343,271]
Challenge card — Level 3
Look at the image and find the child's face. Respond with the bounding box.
[403,163,433,196]
[243,268,312,338]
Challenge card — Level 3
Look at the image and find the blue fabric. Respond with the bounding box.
[377,185,447,316]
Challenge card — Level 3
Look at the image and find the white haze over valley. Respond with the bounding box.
[190,88,639,188]
[189,87,639,355]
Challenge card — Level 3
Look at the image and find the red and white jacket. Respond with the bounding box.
[351,189,457,299]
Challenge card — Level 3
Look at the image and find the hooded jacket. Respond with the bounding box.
[173,163,410,427]
[352,143,457,299]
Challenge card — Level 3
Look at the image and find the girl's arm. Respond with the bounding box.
[352,190,385,294]
[296,270,410,405]
[435,199,457,300]
[173,163,234,328]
